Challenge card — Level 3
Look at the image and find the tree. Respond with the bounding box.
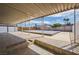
[35,24,38,29]
[63,18,70,25]
[63,18,72,31]
[51,23,62,28]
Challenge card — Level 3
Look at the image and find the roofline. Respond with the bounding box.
[17,6,79,25]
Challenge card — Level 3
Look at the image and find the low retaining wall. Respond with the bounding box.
[34,40,77,55]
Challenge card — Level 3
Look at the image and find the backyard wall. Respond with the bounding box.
[17,27,36,31]
[52,25,72,32]
[17,25,72,32]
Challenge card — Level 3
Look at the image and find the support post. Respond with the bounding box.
[7,25,9,32]
[25,22,26,31]
[16,24,17,32]
[14,24,17,32]
[25,22,26,27]
[22,24,23,32]
[74,7,76,43]
[29,20,31,31]
[41,17,44,37]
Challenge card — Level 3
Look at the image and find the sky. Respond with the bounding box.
[17,9,79,27]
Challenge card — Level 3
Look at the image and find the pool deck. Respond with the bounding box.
[8,32,79,54]
[10,31,73,43]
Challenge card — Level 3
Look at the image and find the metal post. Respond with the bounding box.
[29,20,31,31]
[22,24,23,32]
[7,25,9,32]
[24,22,26,32]
[16,24,17,32]
[14,25,16,32]
[74,7,76,43]
[41,17,44,37]
[14,24,17,32]
[25,22,26,27]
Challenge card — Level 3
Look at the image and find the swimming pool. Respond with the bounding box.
[25,30,60,35]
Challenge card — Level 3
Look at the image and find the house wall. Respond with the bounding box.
[0,26,17,33]
[8,27,18,32]
[0,26,7,33]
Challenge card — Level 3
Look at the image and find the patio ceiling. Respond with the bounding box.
[0,3,79,25]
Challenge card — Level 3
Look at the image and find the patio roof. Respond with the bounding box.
[0,3,79,25]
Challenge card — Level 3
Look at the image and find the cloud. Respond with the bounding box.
[30,20,51,24]
[44,21,51,24]
[48,13,62,17]
[30,21,40,24]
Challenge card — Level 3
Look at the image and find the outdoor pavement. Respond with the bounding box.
[8,31,79,54]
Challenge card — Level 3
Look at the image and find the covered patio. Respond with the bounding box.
[0,3,79,55]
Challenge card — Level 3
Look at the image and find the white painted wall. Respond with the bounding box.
[0,26,18,33]
[8,27,15,32]
[0,26,7,33]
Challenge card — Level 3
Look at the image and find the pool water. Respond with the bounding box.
[25,30,60,35]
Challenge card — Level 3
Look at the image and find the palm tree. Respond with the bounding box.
[63,18,70,31]
[35,24,37,30]
[63,18,70,25]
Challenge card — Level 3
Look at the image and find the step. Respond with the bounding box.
[34,39,77,55]
[28,44,54,55]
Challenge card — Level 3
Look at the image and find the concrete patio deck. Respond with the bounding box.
[0,32,54,55]
[9,32,78,54]
[2,31,79,55]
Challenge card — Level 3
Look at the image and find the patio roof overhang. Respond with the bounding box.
[0,3,79,25]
